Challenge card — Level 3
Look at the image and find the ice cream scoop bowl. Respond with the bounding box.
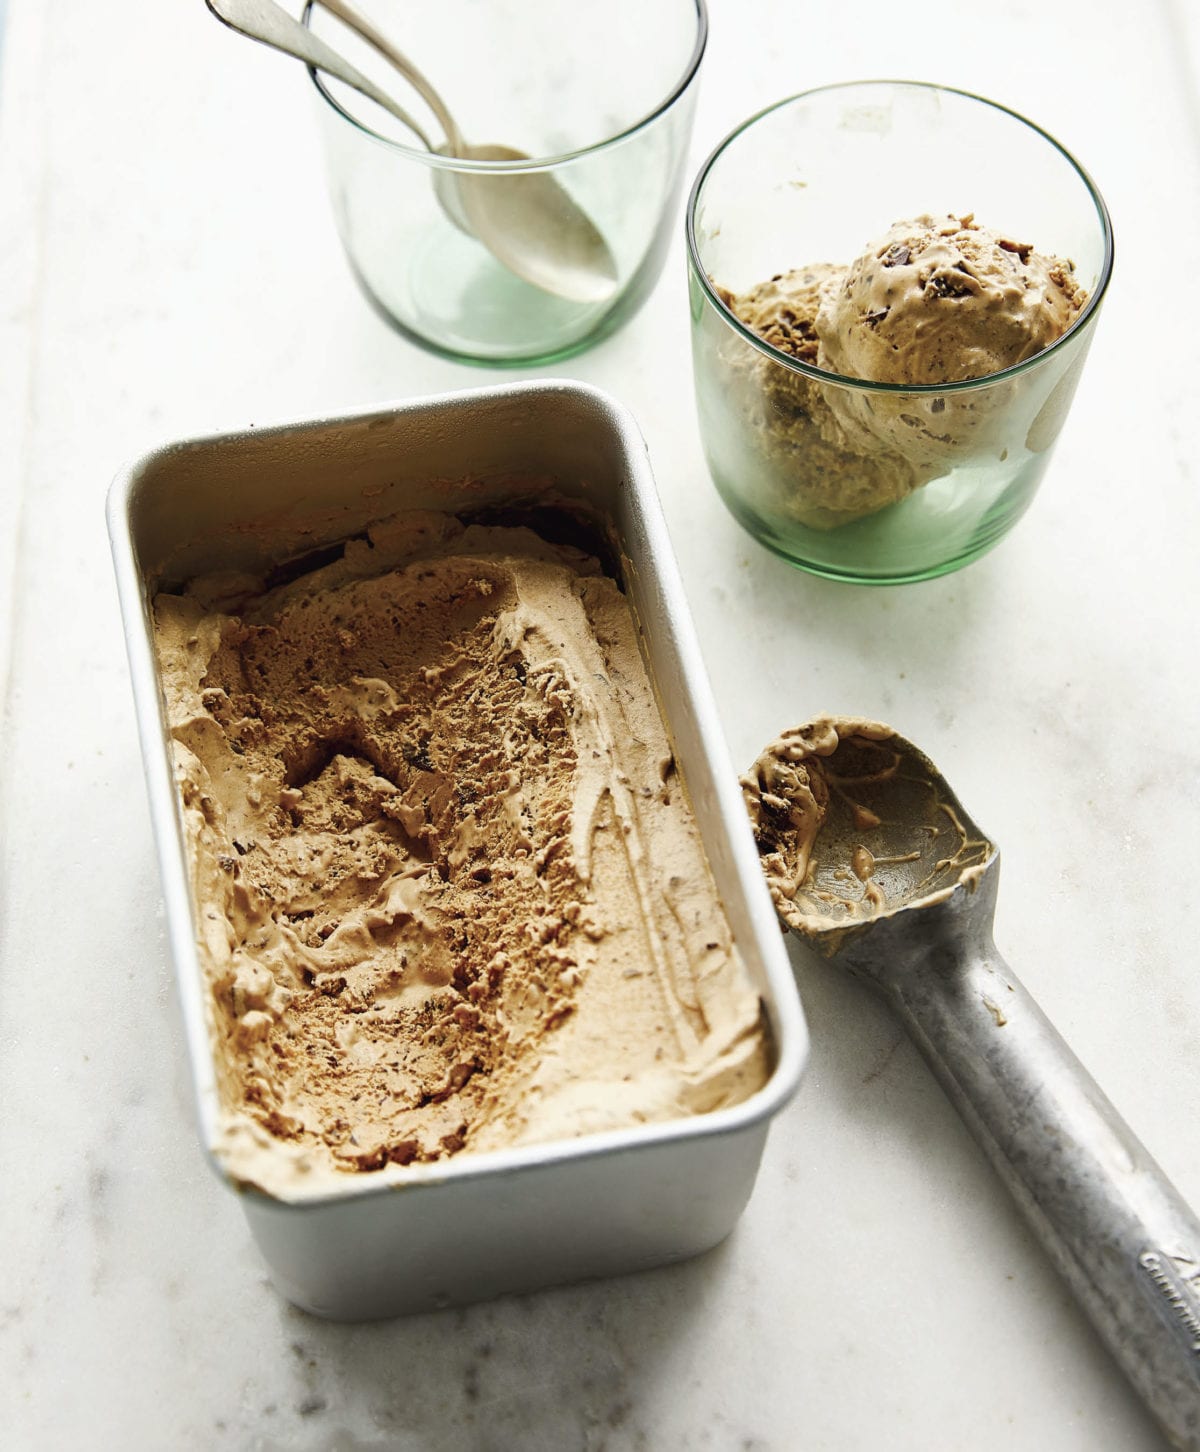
[743,718,1200,1451]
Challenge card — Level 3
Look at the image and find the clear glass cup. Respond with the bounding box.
[686,81,1114,584]
[305,0,706,366]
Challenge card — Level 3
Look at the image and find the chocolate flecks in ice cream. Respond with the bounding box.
[154,509,772,1194]
[817,215,1087,386]
[716,265,834,365]
[716,214,1089,527]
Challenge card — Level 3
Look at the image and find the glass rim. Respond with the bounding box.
[303,0,709,173]
[684,78,1115,396]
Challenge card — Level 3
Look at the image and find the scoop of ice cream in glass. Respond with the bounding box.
[686,82,1113,584]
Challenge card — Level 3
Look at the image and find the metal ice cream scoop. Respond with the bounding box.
[743,717,1200,1452]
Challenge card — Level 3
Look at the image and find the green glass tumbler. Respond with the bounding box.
[687,81,1113,584]
[307,0,707,366]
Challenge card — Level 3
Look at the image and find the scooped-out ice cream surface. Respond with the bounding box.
[154,509,773,1195]
[816,214,1088,386]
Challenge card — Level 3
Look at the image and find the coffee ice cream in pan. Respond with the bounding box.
[154,508,772,1193]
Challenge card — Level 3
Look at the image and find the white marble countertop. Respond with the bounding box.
[2,1,1198,1447]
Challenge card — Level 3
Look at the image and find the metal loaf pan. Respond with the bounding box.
[107,379,808,1320]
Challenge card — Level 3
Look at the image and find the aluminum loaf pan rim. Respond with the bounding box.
[105,377,810,1209]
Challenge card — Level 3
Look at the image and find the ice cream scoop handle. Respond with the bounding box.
[888,946,1200,1451]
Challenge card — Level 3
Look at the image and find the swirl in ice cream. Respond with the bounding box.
[154,510,771,1194]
